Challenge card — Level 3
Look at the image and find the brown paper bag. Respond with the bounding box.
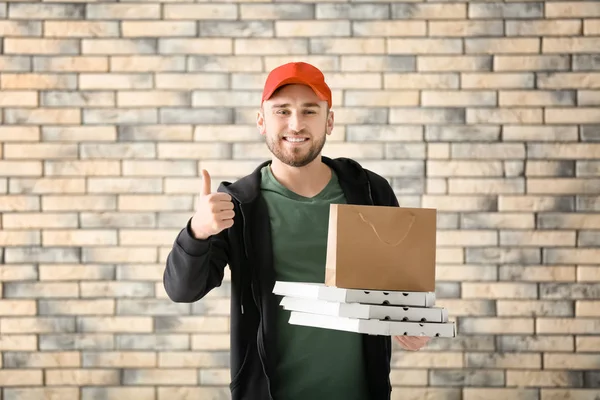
[325,204,437,292]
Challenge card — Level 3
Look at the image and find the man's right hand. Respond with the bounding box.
[190,169,235,240]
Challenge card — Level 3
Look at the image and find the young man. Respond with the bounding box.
[163,62,430,400]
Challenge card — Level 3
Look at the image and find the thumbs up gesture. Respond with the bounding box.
[190,169,235,240]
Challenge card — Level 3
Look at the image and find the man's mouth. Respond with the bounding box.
[283,137,309,143]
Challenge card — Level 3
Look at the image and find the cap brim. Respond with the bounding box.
[263,77,329,103]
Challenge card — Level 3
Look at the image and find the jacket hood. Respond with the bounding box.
[218,156,370,204]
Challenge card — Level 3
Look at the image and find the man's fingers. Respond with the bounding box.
[200,169,211,196]
[216,210,235,221]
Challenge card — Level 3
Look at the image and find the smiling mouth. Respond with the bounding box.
[283,137,309,143]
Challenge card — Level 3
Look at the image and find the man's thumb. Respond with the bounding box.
[200,169,211,196]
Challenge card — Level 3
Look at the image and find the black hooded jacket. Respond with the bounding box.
[163,156,399,400]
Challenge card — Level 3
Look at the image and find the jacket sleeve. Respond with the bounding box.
[163,217,229,303]
[366,170,400,207]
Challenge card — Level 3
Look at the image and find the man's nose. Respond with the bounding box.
[288,113,304,132]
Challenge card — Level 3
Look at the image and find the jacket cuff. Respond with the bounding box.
[176,218,212,257]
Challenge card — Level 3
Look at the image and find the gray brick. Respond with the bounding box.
[3,317,76,334]
[577,161,600,177]
[80,282,155,298]
[346,126,423,142]
[573,55,600,71]
[157,212,190,228]
[390,108,466,124]
[116,334,189,350]
[424,335,495,352]
[192,91,260,108]
[199,21,273,37]
[360,160,425,176]
[540,283,600,300]
[42,91,115,108]
[86,178,162,194]
[0,2,6,18]
[437,213,459,229]
[435,282,461,299]
[118,126,192,142]
[390,178,424,194]
[344,55,416,72]
[497,335,574,352]
[81,388,155,400]
[9,3,84,19]
[466,248,541,264]
[384,144,426,160]
[40,334,114,350]
[80,143,156,159]
[452,143,525,159]
[0,21,42,36]
[581,125,600,142]
[465,353,542,369]
[499,300,574,317]
[240,4,314,20]
[188,56,262,72]
[159,108,233,124]
[469,3,543,19]
[117,300,191,316]
[0,56,32,71]
[426,126,500,142]
[537,213,583,228]
[80,211,156,228]
[83,109,158,125]
[316,4,389,19]
[584,372,600,388]
[577,196,600,211]
[430,369,505,387]
[505,161,525,177]
[527,160,575,177]
[4,247,79,264]
[83,39,157,55]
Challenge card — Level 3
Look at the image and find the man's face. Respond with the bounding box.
[257,84,334,168]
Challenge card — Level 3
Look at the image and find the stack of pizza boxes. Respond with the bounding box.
[273,204,456,338]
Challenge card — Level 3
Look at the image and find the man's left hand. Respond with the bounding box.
[393,336,431,351]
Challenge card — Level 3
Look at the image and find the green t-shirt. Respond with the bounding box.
[260,164,370,400]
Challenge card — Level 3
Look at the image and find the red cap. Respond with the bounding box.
[261,62,332,108]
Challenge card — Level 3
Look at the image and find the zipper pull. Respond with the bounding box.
[241,304,244,314]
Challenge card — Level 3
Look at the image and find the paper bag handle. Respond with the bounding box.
[358,211,416,247]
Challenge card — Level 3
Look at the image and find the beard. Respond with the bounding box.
[265,125,327,168]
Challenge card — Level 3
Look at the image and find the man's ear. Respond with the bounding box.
[326,109,334,136]
[257,108,266,136]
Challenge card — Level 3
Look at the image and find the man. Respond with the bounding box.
[163,62,430,400]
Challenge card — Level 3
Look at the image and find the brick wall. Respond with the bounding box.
[1,1,599,399]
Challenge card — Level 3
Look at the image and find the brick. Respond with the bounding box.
[495,55,570,72]
[428,161,499,178]
[83,388,155,400]
[42,230,116,247]
[119,229,180,246]
[187,56,259,73]
[192,335,229,351]
[159,38,232,55]
[573,55,600,71]
[0,196,40,212]
[156,73,229,89]
[0,370,43,386]
[418,56,490,72]
[449,178,524,194]
[276,20,348,37]
[200,369,229,385]
[1,73,77,90]
[8,3,84,19]
[423,90,496,106]
[577,196,600,211]
[464,388,539,400]
[202,21,273,38]
[526,161,575,177]
[191,90,259,107]
[462,72,534,88]
[0,300,36,316]
[82,247,157,263]
[466,353,541,369]
[545,249,600,265]
[4,38,78,55]
[542,37,598,53]
[539,73,600,89]
[44,162,118,178]
[577,337,600,352]
[501,230,575,246]
[34,56,108,72]
[466,248,541,264]
[538,318,600,334]
[160,108,233,125]
[123,369,197,385]
[384,73,458,90]
[118,91,189,108]
[577,266,600,280]
[121,161,195,177]
[546,108,600,124]
[435,300,496,318]
[528,144,600,159]
[3,282,78,298]
[0,231,40,246]
[83,109,157,125]
[80,144,155,160]
[39,264,114,282]
[80,212,156,228]
[0,21,42,37]
[316,3,388,19]
[503,126,578,141]
[239,4,313,20]
[39,334,113,350]
[4,352,79,368]
[392,352,463,368]
[346,126,422,142]
[577,301,600,316]
[0,56,31,71]
[154,316,228,333]
[82,352,156,368]
[116,334,188,350]
[163,4,237,19]
[430,369,504,387]
[422,195,497,212]
[118,126,191,142]
[342,90,418,107]
[86,4,159,19]
[383,143,426,159]
[545,354,600,370]
[426,126,500,142]
[579,91,600,106]
[390,108,464,124]
[111,56,185,72]
[510,370,583,387]
[543,390,600,399]
[44,21,119,37]
[159,388,238,400]
[389,39,462,55]
[2,213,78,229]
[392,3,465,19]
[459,318,534,334]
[0,91,37,107]
[541,283,600,300]
[469,3,543,18]
[4,108,80,125]
[157,211,191,225]
[46,369,120,386]
[507,20,581,36]
[117,298,189,315]
[353,21,425,38]
[122,21,196,37]
[5,143,78,160]
[499,335,574,352]
[462,283,537,299]
[4,388,79,400]
[0,127,39,142]
[10,178,85,195]
[546,2,600,17]
[500,90,575,106]
[79,282,155,299]
[39,300,114,316]
[498,300,574,317]
[0,335,37,351]
[585,20,600,35]
[41,127,114,143]
[538,214,600,229]
[581,126,600,142]
[118,195,193,212]
[41,91,114,107]
[430,21,503,37]
[0,317,75,334]
[82,39,157,55]
[451,143,525,159]
[77,317,153,333]
[310,38,384,55]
